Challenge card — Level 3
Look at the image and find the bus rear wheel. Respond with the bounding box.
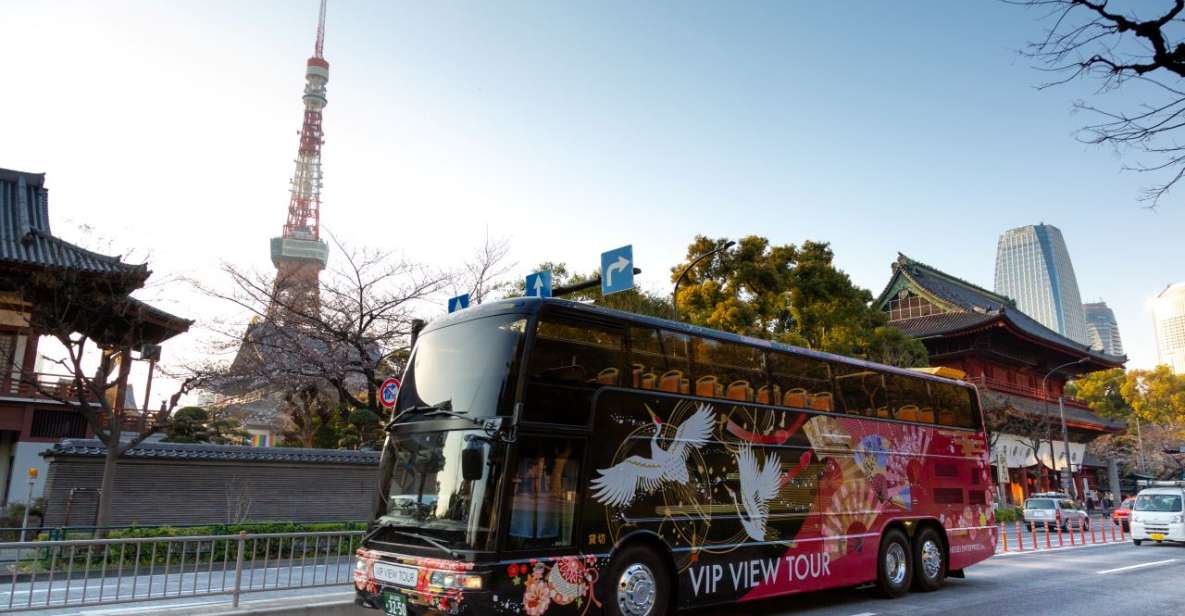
[604,544,671,616]
[876,528,913,598]
[912,527,946,592]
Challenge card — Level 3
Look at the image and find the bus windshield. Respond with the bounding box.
[374,429,506,552]
[397,314,527,419]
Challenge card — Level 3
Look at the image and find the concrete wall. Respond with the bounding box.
[41,453,380,527]
[7,442,51,505]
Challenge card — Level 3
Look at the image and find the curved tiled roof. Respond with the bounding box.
[42,439,380,465]
[980,390,1126,432]
[880,254,1125,368]
[1,168,147,277]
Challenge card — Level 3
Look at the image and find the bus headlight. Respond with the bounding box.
[429,571,483,590]
[355,557,368,575]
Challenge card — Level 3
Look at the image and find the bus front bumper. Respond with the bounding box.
[354,549,493,615]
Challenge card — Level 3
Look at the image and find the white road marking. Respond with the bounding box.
[1096,558,1178,575]
[845,613,877,616]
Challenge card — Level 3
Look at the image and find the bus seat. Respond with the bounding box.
[696,375,722,398]
[659,370,683,393]
[631,363,644,388]
[596,367,619,386]
[757,385,774,405]
[810,392,833,412]
[726,380,753,402]
[783,388,808,408]
[640,372,657,390]
[876,406,891,419]
[938,409,956,425]
[680,377,690,394]
[895,405,919,421]
[917,407,935,423]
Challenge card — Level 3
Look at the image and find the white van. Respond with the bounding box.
[1130,483,1185,545]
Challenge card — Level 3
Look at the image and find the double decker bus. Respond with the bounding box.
[355,297,994,616]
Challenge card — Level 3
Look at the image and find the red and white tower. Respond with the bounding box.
[269,0,331,323]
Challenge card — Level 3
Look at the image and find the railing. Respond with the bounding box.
[966,375,1091,409]
[0,372,79,400]
[0,529,364,612]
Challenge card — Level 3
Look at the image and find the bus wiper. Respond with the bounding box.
[387,529,460,560]
[386,401,457,428]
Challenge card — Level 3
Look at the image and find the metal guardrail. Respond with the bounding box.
[0,529,364,612]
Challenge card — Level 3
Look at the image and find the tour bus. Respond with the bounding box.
[355,297,994,616]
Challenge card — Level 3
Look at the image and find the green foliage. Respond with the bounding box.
[995,506,1023,523]
[23,521,366,574]
[164,406,249,445]
[1067,368,1129,419]
[1120,365,1185,425]
[671,236,928,367]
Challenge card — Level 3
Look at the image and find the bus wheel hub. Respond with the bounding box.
[617,563,657,616]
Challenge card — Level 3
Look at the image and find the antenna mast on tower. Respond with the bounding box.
[269,0,331,322]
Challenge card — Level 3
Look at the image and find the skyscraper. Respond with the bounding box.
[1153,282,1185,374]
[1083,301,1124,356]
[994,223,1089,345]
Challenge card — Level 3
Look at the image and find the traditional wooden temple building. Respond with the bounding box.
[875,254,1126,504]
[0,167,190,506]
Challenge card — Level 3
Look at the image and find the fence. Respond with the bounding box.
[0,529,364,612]
[996,514,1126,553]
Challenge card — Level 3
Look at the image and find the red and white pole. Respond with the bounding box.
[1001,523,1009,552]
[1015,521,1024,552]
[1044,521,1052,549]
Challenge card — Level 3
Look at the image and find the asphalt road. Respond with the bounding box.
[705,541,1185,616]
[6,539,1182,615]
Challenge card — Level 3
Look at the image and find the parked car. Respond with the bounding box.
[1023,496,1089,531]
[1131,485,1185,545]
[1111,497,1135,530]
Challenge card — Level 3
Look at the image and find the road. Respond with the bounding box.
[706,541,1185,616]
[5,538,1182,615]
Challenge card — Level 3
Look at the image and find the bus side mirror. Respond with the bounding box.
[461,441,485,481]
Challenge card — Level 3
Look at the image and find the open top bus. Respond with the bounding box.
[354,297,994,616]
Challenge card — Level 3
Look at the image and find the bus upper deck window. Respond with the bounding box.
[524,319,624,425]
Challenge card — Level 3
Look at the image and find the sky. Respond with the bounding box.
[2,1,1180,406]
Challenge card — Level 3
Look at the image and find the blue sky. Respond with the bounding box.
[2,0,1179,390]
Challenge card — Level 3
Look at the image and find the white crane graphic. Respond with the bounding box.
[725,442,782,541]
[590,405,716,508]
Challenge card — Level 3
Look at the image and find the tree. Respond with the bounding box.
[199,238,449,435]
[1014,0,1185,205]
[16,268,197,533]
[1066,367,1128,418]
[671,236,928,367]
[507,262,673,318]
[1121,365,1185,425]
[450,232,515,305]
[164,406,248,445]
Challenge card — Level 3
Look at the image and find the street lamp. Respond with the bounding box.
[672,240,735,321]
[1040,357,1090,497]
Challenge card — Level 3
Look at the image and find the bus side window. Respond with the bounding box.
[932,383,976,429]
[507,438,584,550]
[833,366,884,417]
[886,374,934,423]
[692,338,764,401]
[657,331,693,394]
[629,327,665,390]
[767,352,832,410]
[524,320,625,424]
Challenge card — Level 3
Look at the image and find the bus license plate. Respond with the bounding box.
[384,591,407,616]
[373,562,419,587]
[1150,533,1166,541]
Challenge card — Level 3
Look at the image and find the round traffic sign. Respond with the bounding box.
[380,377,401,409]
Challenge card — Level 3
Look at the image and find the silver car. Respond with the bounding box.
[1023,497,1089,531]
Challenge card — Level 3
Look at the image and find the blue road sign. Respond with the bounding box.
[525,271,553,298]
[448,293,470,313]
[600,245,634,296]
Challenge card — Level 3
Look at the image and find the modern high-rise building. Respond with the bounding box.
[1153,282,1185,374]
[1083,301,1124,356]
[994,223,1090,345]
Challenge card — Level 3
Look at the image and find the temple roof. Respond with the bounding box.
[980,389,1126,432]
[875,254,1125,371]
[1,168,148,278]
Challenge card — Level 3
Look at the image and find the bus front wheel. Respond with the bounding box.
[912,527,946,592]
[604,544,672,616]
[876,528,913,598]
